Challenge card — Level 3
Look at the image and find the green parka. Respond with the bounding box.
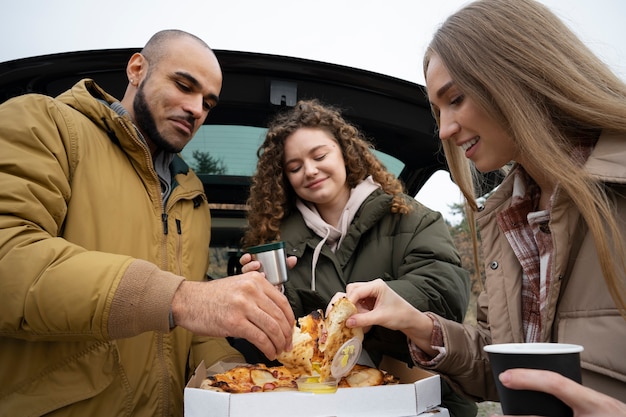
[281,189,470,364]
[0,80,242,417]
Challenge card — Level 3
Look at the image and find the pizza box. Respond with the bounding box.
[184,356,441,417]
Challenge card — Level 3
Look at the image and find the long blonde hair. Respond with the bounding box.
[424,0,626,313]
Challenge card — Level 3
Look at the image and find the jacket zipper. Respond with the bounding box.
[117,119,171,417]
[176,219,183,275]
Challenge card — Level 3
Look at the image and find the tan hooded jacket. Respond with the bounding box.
[425,131,626,403]
[0,80,242,417]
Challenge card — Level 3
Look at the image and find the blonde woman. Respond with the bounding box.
[342,0,626,415]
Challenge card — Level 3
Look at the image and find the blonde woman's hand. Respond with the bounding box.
[344,279,434,352]
[498,368,626,417]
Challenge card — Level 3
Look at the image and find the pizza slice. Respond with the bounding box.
[277,296,364,382]
[199,297,401,393]
[275,309,325,376]
[318,297,364,381]
[337,364,399,388]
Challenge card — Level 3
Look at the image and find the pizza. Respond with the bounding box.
[338,364,398,388]
[200,363,299,393]
[317,296,364,381]
[199,297,399,393]
[200,363,399,393]
[277,296,364,382]
[275,308,325,376]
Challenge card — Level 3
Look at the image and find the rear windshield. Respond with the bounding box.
[180,125,405,176]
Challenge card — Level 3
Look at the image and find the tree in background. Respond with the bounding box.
[446,197,489,325]
[191,149,226,175]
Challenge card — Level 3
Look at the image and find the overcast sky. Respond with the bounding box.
[2,0,625,222]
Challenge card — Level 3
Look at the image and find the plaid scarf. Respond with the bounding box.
[497,169,553,342]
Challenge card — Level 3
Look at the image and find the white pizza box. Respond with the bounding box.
[184,356,441,417]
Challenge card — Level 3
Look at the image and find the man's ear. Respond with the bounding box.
[126,52,147,85]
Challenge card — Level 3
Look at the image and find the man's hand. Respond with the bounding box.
[171,272,295,360]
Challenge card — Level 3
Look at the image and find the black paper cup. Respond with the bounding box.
[484,343,584,417]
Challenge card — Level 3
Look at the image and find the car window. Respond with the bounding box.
[181,125,405,177]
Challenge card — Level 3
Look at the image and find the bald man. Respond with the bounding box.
[0,30,293,417]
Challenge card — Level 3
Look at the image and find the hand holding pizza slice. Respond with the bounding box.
[277,296,364,382]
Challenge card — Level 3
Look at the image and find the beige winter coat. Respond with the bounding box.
[426,131,626,402]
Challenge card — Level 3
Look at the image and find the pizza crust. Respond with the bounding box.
[276,309,324,375]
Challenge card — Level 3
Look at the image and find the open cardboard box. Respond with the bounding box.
[184,356,443,417]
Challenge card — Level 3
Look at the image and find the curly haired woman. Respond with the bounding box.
[240,99,476,416]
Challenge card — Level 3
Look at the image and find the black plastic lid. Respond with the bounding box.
[247,241,285,254]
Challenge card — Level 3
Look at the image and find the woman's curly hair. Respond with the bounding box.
[242,99,411,247]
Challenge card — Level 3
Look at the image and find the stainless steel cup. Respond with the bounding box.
[247,241,289,285]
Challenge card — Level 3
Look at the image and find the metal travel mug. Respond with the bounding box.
[247,241,289,285]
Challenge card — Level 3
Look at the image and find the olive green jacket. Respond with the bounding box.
[0,80,242,417]
[282,189,470,364]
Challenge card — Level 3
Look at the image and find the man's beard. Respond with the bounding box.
[133,84,182,154]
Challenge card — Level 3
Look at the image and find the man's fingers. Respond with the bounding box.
[247,301,293,358]
[240,274,293,352]
[240,321,279,360]
[262,280,295,343]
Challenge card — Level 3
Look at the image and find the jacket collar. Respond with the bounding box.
[56,79,193,198]
[584,130,626,184]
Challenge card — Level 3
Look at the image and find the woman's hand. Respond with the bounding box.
[343,279,435,352]
[498,368,626,417]
[327,291,372,334]
[240,252,297,273]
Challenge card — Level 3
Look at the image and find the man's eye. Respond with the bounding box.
[177,81,191,92]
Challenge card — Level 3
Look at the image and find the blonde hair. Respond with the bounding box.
[243,99,409,247]
[424,0,626,313]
